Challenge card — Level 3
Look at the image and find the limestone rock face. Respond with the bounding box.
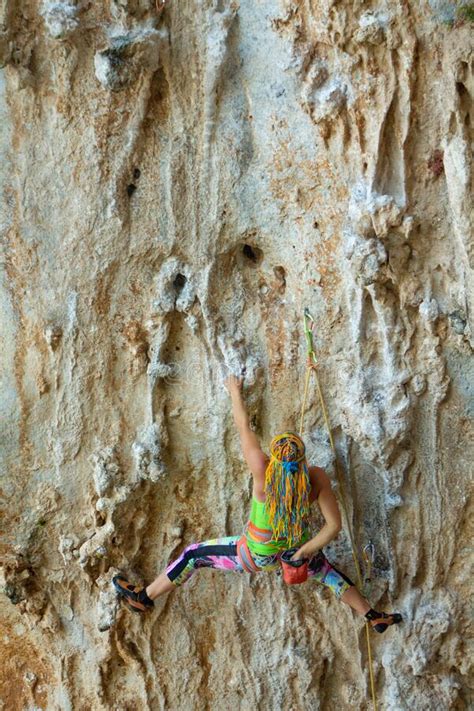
[0,1,472,709]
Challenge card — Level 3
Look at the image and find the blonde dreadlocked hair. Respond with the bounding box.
[264,431,311,547]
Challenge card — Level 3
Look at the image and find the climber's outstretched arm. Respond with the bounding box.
[225,375,267,479]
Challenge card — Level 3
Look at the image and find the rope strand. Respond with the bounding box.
[300,310,378,711]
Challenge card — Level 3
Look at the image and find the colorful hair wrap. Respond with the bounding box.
[264,431,311,547]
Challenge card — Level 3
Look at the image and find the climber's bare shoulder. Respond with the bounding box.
[308,466,328,504]
[252,454,270,501]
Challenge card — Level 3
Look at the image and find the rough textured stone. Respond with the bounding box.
[0,1,472,709]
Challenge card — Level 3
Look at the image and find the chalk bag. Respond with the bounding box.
[280,548,309,585]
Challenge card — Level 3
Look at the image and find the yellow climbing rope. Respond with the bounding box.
[298,307,378,711]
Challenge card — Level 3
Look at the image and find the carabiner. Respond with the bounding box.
[362,542,375,584]
[363,542,375,563]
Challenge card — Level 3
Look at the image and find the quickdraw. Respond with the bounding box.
[363,542,376,589]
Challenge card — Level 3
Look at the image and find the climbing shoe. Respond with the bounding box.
[365,608,403,633]
[112,574,155,614]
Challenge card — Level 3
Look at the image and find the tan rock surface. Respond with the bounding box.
[0,1,472,709]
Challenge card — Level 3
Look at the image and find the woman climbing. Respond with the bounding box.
[112,374,402,634]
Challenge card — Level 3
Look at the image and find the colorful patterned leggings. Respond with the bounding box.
[165,535,354,599]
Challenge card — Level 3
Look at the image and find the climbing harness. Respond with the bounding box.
[299,307,379,711]
[236,534,262,573]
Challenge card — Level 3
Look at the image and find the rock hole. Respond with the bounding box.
[128,641,141,658]
[127,183,137,197]
[456,81,467,98]
[427,149,444,178]
[273,266,286,293]
[448,111,457,134]
[133,168,141,180]
[273,265,286,282]
[313,220,319,229]
[173,273,187,291]
[242,244,263,265]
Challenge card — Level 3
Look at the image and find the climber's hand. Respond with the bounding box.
[291,540,318,561]
[224,375,243,394]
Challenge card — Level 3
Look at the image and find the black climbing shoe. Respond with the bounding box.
[112,574,155,614]
[365,608,403,633]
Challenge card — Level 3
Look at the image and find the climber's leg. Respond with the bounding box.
[306,551,403,632]
[145,571,176,599]
[340,585,371,614]
[160,535,244,590]
[307,550,355,600]
[113,536,245,613]
[340,586,403,631]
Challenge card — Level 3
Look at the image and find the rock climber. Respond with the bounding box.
[113,372,402,634]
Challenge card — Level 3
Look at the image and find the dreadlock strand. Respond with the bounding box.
[264,431,311,546]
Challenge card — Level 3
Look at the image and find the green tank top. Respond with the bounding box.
[245,495,311,556]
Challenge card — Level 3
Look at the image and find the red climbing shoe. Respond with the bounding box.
[112,575,154,614]
[365,608,402,633]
